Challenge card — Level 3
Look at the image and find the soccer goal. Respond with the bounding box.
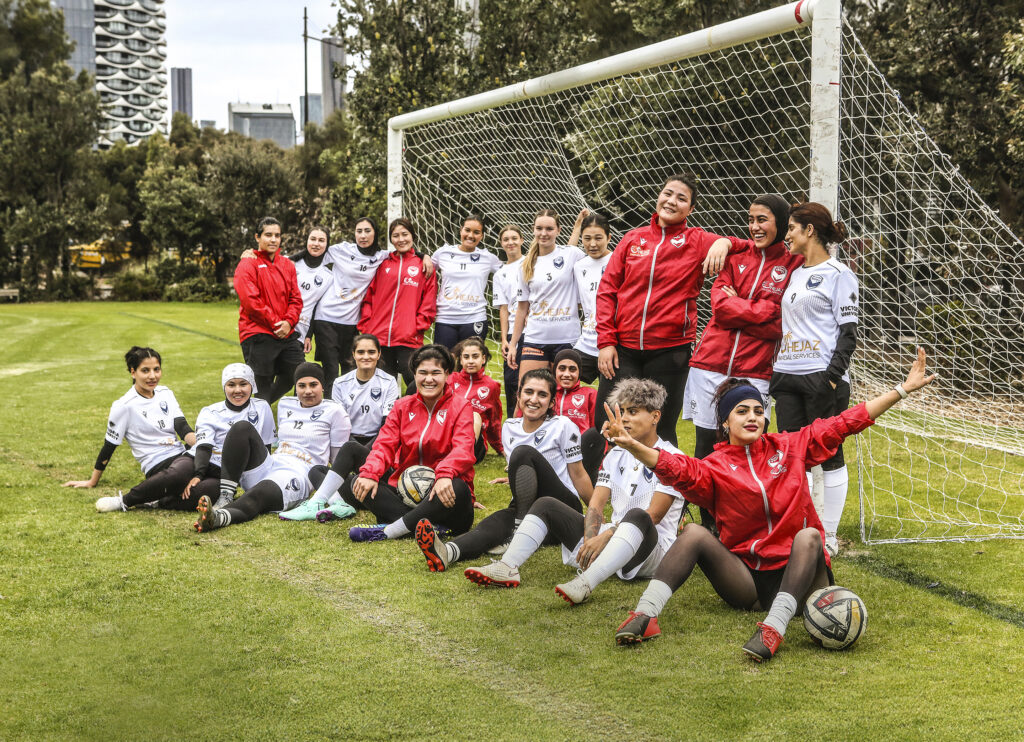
[386,0,1024,544]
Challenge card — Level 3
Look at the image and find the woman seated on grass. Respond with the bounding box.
[64,346,197,512]
[193,362,351,532]
[415,368,594,572]
[610,349,935,662]
[306,345,478,541]
[461,379,685,608]
[330,334,400,447]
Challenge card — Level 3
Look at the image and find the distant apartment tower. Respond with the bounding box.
[320,37,345,121]
[300,94,323,128]
[54,0,169,147]
[171,67,192,119]
[228,103,296,150]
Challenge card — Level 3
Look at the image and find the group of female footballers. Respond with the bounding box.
[63,173,936,661]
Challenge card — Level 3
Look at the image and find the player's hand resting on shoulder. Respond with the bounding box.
[352,476,378,502]
[240,249,256,260]
[430,477,456,507]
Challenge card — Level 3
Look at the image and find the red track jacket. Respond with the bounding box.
[596,214,738,351]
[233,250,303,342]
[358,251,437,348]
[554,383,596,433]
[359,388,476,493]
[690,240,804,380]
[653,403,875,571]
[447,369,504,456]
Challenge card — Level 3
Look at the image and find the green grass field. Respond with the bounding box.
[2,302,1023,741]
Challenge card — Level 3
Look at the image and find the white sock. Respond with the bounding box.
[501,514,547,569]
[762,591,799,637]
[326,493,343,506]
[634,579,674,618]
[383,520,410,539]
[822,466,849,533]
[219,479,238,501]
[582,523,644,588]
[444,541,458,564]
[312,470,345,506]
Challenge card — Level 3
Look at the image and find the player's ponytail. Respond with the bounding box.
[789,202,847,247]
[125,346,161,373]
[522,209,560,284]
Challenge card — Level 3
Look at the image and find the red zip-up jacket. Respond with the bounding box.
[233,250,303,342]
[653,403,874,571]
[447,369,504,456]
[554,383,596,433]
[690,240,804,380]
[596,215,739,351]
[359,388,476,494]
[358,251,437,348]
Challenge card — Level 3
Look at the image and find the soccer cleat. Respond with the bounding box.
[742,622,784,662]
[554,573,593,606]
[95,493,126,513]
[615,611,661,645]
[315,502,356,523]
[824,531,840,558]
[415,518,451,572]
[348,523,388,542]
[194,495,220,533]
[278,499,323,521]
[464,561,520,588]
[486,536,512,556]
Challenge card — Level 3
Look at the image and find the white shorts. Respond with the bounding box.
[240,453,312,511]
[561,525,670,581]
[683,367,771,430]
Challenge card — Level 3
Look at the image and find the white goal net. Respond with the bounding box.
[390,1,1024,543]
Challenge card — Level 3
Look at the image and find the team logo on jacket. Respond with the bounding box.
[160,401,169,413]
[534,429,547,445]
[314,275,324,286]
[730,463,738,470]
[408,412,415,420]
[407,265,420,276]
[771,265,788,283]
[470,253,480,262]
[385,266,392,274]
[738,264,747,274]
[767,450,788,477]
[553,257,564,269]
[371,388,382,400]
[436,410,447,424]
[670,235,686,248]
[247,409,259,424]
[807,274,823,289]
[639,238,647,246]
[629,244,649,257]
[572,394,585,407]
[454,382,461,391]
[310,410,323,420]
[477,387,489,399]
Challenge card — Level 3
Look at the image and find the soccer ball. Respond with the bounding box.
[397,466,435,508]
[803,586,868,650]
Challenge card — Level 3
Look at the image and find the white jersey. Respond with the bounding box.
[773,258,859,379]
[105,385,187,474]
[517,245,585,345]
[293,258,332,341]
[501,415,583,498]
[493,257,524,337]
[317,242,391,325]
[192,398,275,468]
[331,368,400,437]
[597,438,687,552]
[573,252,612,357]
[433,245,502,323]
[274,396,352,467]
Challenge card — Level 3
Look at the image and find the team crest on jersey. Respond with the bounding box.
[385,266,391,274]
[670,235,686,248]
[247,409,259,424]
[436,410,447,424]
[768,449,788,477]
[553,257,564,269]
[642,467,654,482]
[572,394,585,407]
[771,265,788,283]
[310,410,323,420]
[371,388,382,400]
[477,387,489,399]
[286,478,300,491]
[570,432,579,443]
[470,253,480,262]
[473,322,484,334]
[160,401,169,413]
[807,274,823,289]
[408,265,420,276]
[533,429,547,445]
[314,275,324,286]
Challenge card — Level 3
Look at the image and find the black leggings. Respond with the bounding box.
[595,344,691,446]
[122,454,193,508]
[159,471,222,512]
[313,320,357,394]
[333,440,475,536]
[448,445,582,560]
[380,346,417,393]
[220,421,270,484]
[770,372,851,470]
[581,427,605,485]
[527,498,659,576]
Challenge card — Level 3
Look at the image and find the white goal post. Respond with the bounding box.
[385,0,1024,544]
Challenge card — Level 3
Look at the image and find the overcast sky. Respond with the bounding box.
[163,0,342,132]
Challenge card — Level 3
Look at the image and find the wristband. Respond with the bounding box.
[894,384,909,399]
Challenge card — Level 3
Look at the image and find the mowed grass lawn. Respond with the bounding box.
[1,302,1022,741]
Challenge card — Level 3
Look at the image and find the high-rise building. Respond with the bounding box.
[54,0,168,147]
[320,37,345,121]
[300,94,323,128]
[228,103,296,150]
[171,67,192,119]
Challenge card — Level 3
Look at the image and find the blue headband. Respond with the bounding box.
[717,385,765,427]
